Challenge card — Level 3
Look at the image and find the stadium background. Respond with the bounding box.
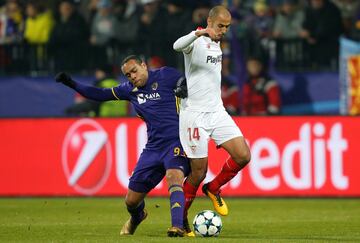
[0,0,360,241]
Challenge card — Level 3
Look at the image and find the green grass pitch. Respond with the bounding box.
[0,197,359,242]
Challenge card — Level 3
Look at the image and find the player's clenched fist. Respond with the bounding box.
[195,27,216,40]
[55,72,75,88]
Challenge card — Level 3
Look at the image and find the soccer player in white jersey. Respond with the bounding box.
[173,5,251,229]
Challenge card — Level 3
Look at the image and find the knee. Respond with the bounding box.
[191,166,207,184]
[232,148,251,166]
[166,170,184,185]
[125,195,140,208]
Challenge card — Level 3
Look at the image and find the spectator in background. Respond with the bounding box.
[103,0,140,64]
[220,36,241,116]
[138,0,166,60]
[272,0,305,70]
[90,0,119,66]
[225,0,251,39]
[245,0,274,60]
[349,6,360,41]
[79,0,99,24]
[242,56,281,116]
[23,1,54,73]
[164,0,192,67]
[331,0,360,35]
[273,0,304,39]
[186,4,210,32]
[223,0,256,11]
[66,64,128,117]
[247,1,274,41]
[49,0,89,71]
[113,0,139,45]
[24,1,54,44]
[0,0,24,73]
[90,0,118,46]
[147,55,165,70]
[222,77,240,116]
[0,0,24,44]
[300,0,343,68]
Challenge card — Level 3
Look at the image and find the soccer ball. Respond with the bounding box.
[193,210,222,237]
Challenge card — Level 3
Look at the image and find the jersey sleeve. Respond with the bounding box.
[72,81,116,101]
[160,67,184,89]
[173,31,197,54]
[112,82,131,100]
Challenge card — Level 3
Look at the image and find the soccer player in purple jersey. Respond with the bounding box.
[55,55,190,237]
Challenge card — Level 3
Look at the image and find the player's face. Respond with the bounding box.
[122,60,149,87]
[208,13,231,41]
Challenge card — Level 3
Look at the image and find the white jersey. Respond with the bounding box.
[174,31,243,158]
[174,31,224,112]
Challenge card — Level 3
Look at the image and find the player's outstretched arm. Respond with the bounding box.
[173,28,216,52]
[55,72,116,101]
[173,31,198,52]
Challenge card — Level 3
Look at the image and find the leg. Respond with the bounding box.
[179,110,211,229]
[125,189,147,215]
[165,168,186,237]
[121,149,164,235]
[207,136,251,194]
[182,158,207,235]
[202,111,250,215]
[120,189,148,235]
[186,158,208,187]
[163,141,192,237]
[183,158,208,218]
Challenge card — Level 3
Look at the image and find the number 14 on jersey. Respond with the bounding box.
[188,127,200,141]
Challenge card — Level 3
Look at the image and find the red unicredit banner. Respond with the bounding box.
[0,117,359,197]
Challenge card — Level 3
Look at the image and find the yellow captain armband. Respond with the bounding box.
[111,87,120,100]
[175,96,181,114]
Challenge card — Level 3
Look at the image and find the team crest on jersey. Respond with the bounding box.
[137,92,161,104]
[151,82,158,90]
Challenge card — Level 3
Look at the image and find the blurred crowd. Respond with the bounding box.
[1,0,360,71]
[1,0,359,116]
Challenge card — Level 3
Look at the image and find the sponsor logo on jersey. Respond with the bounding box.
[137,92,161,104]
[206,54,222,65]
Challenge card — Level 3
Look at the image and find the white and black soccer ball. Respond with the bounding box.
[193,210,222,237]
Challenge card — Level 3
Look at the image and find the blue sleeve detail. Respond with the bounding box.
[160,67,184,89]
[112,82,131,100]
[73,81,116,101]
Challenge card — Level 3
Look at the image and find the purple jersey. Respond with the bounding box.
[112,67,182,149]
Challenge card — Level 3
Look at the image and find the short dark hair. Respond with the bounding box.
[121,55,144,67]
[208,5,230,19]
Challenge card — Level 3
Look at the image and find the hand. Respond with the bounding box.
[299,30,310,38]
[272,31,281,38]
[55,72,75,88]
[307,37,317,44]
[90,35,97,44]
[174,77,188,98]
[195,27,216,40]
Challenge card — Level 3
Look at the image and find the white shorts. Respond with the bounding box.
[179,109,243,158]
